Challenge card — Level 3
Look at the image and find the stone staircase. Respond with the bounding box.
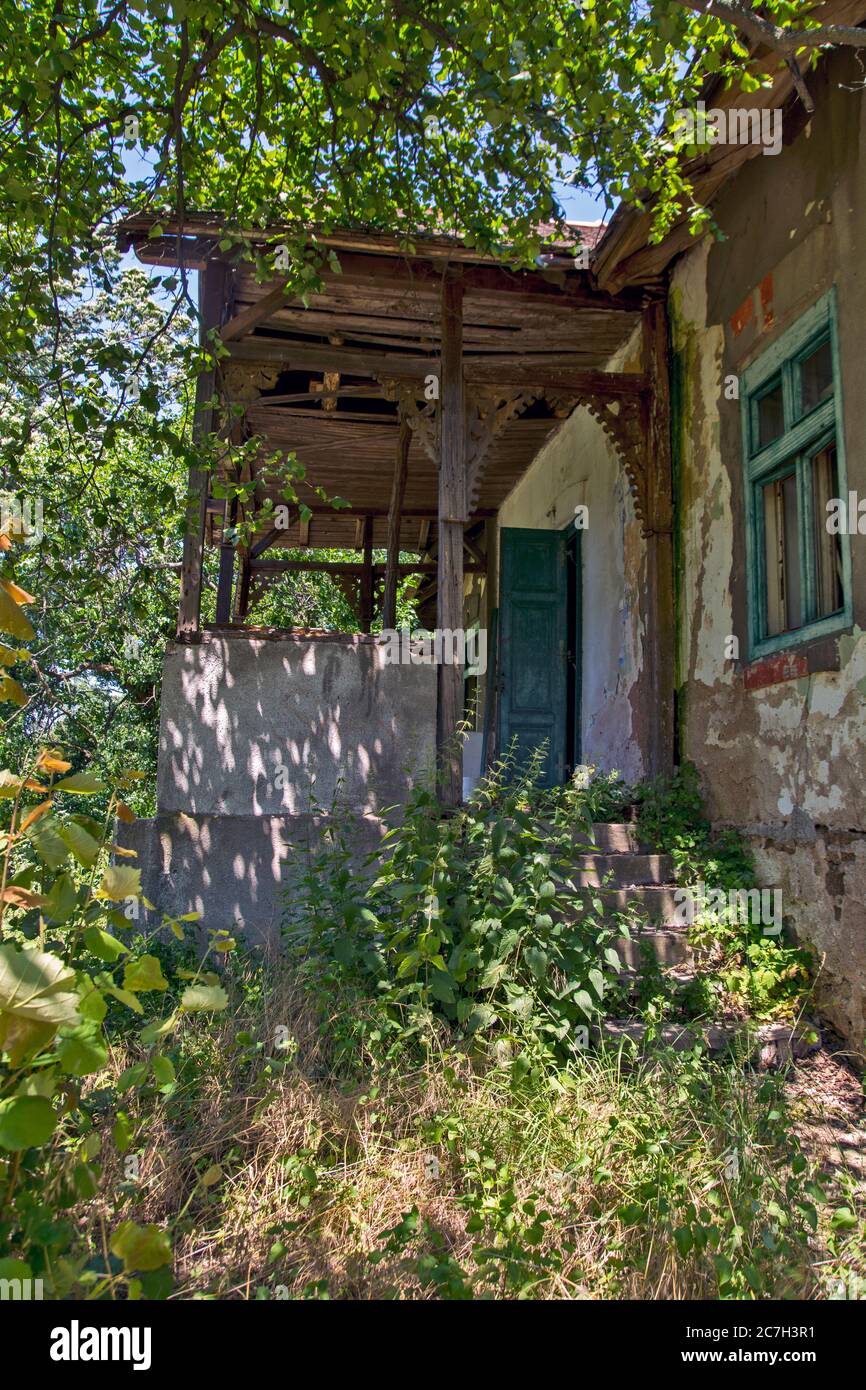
[563,820,691,977]
[567,821,820,1067]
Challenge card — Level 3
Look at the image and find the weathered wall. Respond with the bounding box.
[124,630,436,942]
[118,811,385,942]
[157,630,437,816]
[670,50,866,1050]
[496,333,649,781]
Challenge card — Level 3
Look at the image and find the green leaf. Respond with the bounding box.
[465,1003,496,1033]
[0,1095,57,1150]
[588,968,605,1000]
[123,954,168,993]
[139,1012,177,1044]
[43,872,78,924]
[572,989,594,1018]
[97,864,142,901]
[117,1062,148,1093]
[84,926,129,962]
[58,819,102,867]
[56,1025,108,1077]
[524,946,549,981]
[54,771,107,795]
[103,983,144,1014]
[199,1163,223,1188]
[151,1054,175,1087]
[0,943,81,1065]
[113,1110,133,1153]
[109,1221,172,1272]
[73,1162,99,1200]
[26,816,70,871]
[0,770,23,798]
[830,1207,858,1230]
[429,970,456,1004]
[179,983,229,1012]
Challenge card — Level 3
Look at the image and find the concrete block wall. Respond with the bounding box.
[120,630,437,940]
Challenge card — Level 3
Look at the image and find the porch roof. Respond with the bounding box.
[121,217,655,555]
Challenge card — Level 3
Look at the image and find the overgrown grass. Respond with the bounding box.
[77,954,864,1301]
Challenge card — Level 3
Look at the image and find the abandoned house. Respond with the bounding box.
[118,36,866,1054]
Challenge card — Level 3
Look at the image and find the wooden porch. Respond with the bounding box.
[121,218,675,802]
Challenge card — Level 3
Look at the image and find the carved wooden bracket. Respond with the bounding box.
[538,388,668,539]
[465,388,541,513]
[571,392,652,536]
[378,373,667,539]
[377,377,439,462]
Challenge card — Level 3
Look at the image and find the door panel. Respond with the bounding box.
[498,527,568,786]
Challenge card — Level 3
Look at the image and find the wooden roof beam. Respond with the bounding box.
[226,338,648,395]
[126,239,648,311]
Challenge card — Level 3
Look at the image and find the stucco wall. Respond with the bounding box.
[157,630,438,817]
[118,811,385,942]
[497,333,649,781]
[670,50,866,1050]
[122,630,436,943]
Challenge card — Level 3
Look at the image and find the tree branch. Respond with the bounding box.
[672,0,866,54]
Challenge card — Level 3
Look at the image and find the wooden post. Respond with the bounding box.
[235,554,251,619]
[215,497,237,623]
[383,420,412,628]
[359,514,374,632]
[642,301,675,779]
[177,261,231,640]
[437,268,466,806]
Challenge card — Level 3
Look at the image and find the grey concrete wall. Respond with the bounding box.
[124,630,436,943]
[157,630,437,817]
[670,49,866,1052]
[117,811,386,943]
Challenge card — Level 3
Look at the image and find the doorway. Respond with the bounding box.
[497,526,581,786]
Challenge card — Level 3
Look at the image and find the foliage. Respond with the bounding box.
[284,756,815,1072]
[0,0,827,557]
[634,762,814,1019]
[0,528,229,1297]
[283,756,638,1074]
[246,547,421,631]
[43,950,859,1302]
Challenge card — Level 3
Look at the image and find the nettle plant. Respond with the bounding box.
[0,530,229,1298]
[286,757,630,1074]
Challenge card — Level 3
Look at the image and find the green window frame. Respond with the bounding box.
[740,289,852,659]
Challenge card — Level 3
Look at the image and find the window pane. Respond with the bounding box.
[756,380,784,449]
[762,470,802,636]
[799,339,833,414]
[811,442,843,618]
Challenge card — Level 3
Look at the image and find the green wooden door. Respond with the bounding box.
[498,527,569,787]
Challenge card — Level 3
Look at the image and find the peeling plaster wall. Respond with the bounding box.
[497,331,649,781]
[670,50,866,1050]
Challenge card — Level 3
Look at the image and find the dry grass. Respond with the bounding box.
[75,959,865,1301]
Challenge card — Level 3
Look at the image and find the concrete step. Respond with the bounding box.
[573,852,673,887]
[591,1019,822,1068]
[572,884,682,924]
[615,925,693,971]
[587,822,652,854]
